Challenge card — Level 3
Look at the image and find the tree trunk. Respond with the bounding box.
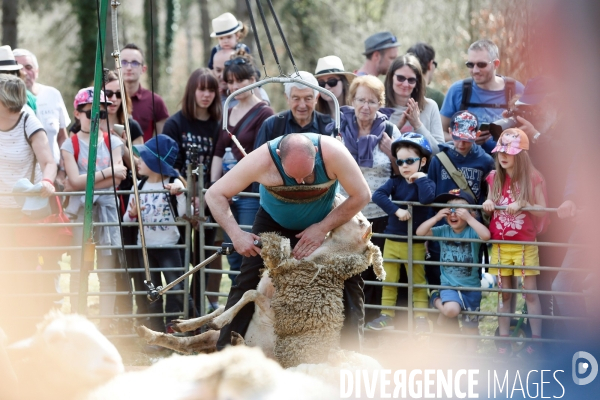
[144,0,161,91]
[2,0,19,49]
[235,0,255,53]
[72,0,98,89]
[199,0,211,67]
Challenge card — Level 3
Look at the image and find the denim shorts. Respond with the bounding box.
[440,289,482,328]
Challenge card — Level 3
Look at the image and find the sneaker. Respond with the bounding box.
[365,314,394,331]
[517,343,540,359]
[496,343,512,360]
[429,290,441,309]
[414,316,431,334]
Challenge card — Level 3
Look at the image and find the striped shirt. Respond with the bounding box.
[0,109,44,209]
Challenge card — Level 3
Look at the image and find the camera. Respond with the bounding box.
[489,106,535,140]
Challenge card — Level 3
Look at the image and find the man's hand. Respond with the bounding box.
[232,230,262,258]
[475,130,491,145]
[293,223,328,260]
[395,208,411,221]
[515,116,538,140]
[557,200,577,219]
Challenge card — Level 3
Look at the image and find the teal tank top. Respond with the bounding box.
[259,133,339,230]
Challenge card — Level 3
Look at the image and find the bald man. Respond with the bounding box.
[206,133,371,351]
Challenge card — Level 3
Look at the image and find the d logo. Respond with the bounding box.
[572,351,598,385]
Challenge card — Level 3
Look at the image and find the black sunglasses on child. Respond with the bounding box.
[395,75,418,85]
[318,78,341,88]
[83,110,108,120]
[104,90,121,99]
[396,157,421,166]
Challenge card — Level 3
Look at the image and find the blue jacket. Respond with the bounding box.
[427,142,494,204]
[372,176,436,242]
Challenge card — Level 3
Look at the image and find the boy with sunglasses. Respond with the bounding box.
[366,133,436,333]
[416,189,490,351]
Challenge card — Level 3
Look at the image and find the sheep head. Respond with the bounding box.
[7,311,124,397]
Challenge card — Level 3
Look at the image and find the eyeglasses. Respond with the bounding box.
[396,157,421,166]
[353,98,379,108]
[318,78,341,88]
[224,58,247,67]
[104,90,122,99]
[465,61,493,69]
[433,61,438,68]
[121,60,142,68]
[449,208,456,214]
[82,110,108,120]
[395,75,418,85]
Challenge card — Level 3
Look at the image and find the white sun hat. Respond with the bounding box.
[0,45,23,72]
[211,13,243,38]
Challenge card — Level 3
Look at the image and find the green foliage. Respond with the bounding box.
[70,0,100,89]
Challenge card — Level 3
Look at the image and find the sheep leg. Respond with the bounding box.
[170,305,225,333]
[231,331,246,346]
[136,325,219,354]
[208,290,272,330]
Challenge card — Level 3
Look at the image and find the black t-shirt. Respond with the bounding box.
[162,110,220,185]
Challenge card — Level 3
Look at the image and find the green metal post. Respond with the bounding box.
[78,0,109,314]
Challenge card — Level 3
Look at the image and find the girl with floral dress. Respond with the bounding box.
[482,128,549,357]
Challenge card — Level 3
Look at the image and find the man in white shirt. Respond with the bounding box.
[13,49,71,169]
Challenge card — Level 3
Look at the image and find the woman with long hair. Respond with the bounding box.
[384,54,444,153]
[211,50,274,285]
[163,68,223,315]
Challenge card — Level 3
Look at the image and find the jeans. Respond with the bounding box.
[222,196,260,284]
[217,207,365,351]
[143,248,185,331]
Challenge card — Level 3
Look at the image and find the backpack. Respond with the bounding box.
[71,131,111,162]
[459,77,516,111]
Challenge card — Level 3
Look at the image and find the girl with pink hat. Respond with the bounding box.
[482,128,549,358]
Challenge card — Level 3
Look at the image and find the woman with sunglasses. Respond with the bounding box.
[314,56,355,118]
[337,74,401,322]
[61,87,127,333]
[384,54,444,154]
[211,50,274,286]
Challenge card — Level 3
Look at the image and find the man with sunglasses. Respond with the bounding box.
[120,43,170,142]
[440,39,524,154]
[355,32,400,77]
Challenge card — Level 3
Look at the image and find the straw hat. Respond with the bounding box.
[314,56,356,82]
[0,45,23,71]
[210,13,243,38]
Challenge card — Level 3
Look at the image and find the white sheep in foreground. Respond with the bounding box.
[1,310,124,400]
[86,345,337,400]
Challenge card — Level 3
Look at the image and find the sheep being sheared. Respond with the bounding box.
[3,311,124,400]
[258,208,385,368]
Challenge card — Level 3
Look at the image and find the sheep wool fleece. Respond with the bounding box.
[260,232,381,368]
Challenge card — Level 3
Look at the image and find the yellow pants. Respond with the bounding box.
[381,239,427,318]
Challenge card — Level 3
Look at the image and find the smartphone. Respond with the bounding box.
[113,124,124,136]
[479,123,490,131]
